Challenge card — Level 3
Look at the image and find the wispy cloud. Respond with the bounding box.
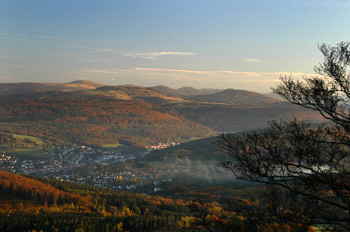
[124,51,196,60]
[83,67,321,79]
[135,67,208,75]
[242,58,262,63]
[218,71,263,77]
[135,68,267,76]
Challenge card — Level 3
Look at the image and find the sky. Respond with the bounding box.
[1,0,350,92]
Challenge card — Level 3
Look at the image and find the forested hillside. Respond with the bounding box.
[0,170,315,232]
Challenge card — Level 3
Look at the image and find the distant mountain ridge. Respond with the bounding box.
[0,80,280,101]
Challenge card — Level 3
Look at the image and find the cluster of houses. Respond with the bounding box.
[0,152,16,162]
[145,142,180,151]
[0,152,17,171]
[48,167,174,193]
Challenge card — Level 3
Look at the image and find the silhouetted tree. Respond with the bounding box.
[220,42,350,231]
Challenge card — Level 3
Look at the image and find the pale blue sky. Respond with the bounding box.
[1,0,350,92]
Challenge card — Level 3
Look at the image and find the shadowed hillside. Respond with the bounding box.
[187,89,280,105]
[168,101,323,132]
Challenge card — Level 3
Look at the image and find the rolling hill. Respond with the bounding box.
[0,80,323,152]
